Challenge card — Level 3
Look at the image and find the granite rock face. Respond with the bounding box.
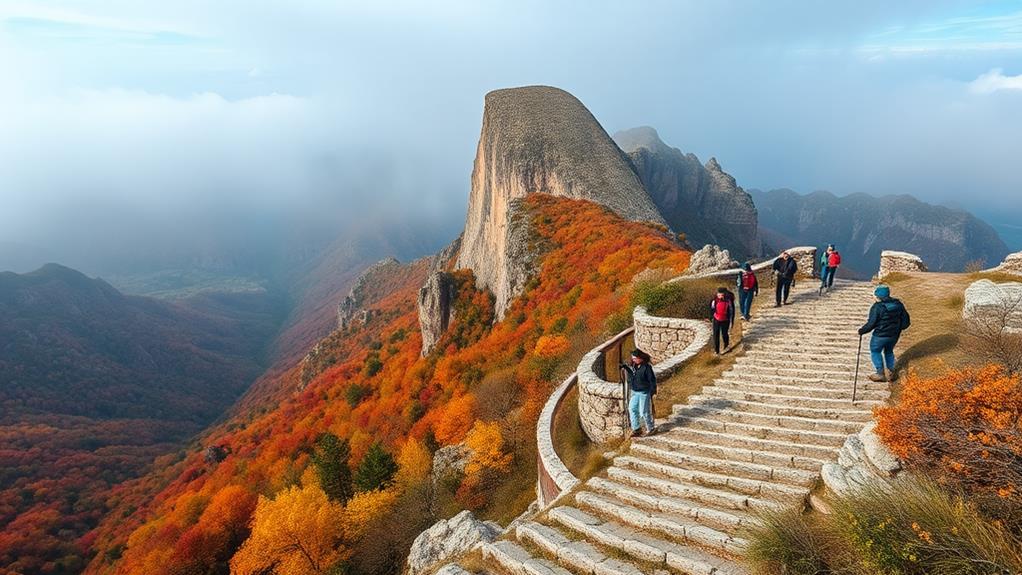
[987,251,1022,276]
[752,188,1008,278]
[337,258,402,330]
[406,510,502,575]
[457,87,666,319]
[683,244,740,277]
[418,271,457,356]
[614,126,760,260]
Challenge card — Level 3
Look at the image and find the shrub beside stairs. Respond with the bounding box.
[448,279,881,575]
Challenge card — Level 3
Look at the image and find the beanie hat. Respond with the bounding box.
[717,287,728,294]
[874,285,890,298]
[743,262,752,271]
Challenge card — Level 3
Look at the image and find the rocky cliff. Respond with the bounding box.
[455,86,666,319]
[751,188,1009,276]
[614,126,760,260]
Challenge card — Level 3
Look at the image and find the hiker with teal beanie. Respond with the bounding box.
[858,284,911,382]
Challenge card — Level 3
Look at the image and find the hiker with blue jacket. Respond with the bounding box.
[858,285,911,382]
[621,349,657,437]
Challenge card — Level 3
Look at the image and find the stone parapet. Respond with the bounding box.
[670,246,818,284]
[878,250,927,279]
[983,251,1022,277]
[632,307,711,377]
[535,373,581,507]
[577,328,634,444]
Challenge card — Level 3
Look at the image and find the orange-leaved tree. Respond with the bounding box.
[230,484,346,575]
[874,364,1022,498]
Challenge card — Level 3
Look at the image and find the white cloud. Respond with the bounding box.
[970,68,1022,94]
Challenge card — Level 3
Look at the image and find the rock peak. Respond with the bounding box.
[706,157,722,172]
[454,85,666,319]
[612,126,671,156]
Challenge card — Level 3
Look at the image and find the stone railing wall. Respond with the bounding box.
[577,314,710,443]
[577,327,636,444]
[535,373,582,507]
[669,246,819,284]
[878,250,927,279]
[982,250,1022,277]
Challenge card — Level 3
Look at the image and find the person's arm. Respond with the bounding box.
[648,365,657,396]
[728,300,735,328]
[859,303,880,335]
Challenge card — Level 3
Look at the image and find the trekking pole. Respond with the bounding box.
[852,334,862,404]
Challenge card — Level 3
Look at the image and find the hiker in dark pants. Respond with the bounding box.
[819,244,842,295]
[622,349,656,437]
[710,287,735,355]
[736,262,758,321]
[772,251,798,306]
[858,285,911,382]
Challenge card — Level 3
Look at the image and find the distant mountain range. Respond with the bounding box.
[751,188,1010,277]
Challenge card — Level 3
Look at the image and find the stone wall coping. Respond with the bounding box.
[535,371,581,506]
[667,246,817,282]
[633,307,711,379]
[577,327,636,398]
[880,250,924,261]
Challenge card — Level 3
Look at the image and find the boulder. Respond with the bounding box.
[859,422,901,475]
[683,244,739,277]
[406,510,502,575]
[879,250,927,279]
[963,279,1022,333]
[432,443,471,484]
[988,251,1022,276]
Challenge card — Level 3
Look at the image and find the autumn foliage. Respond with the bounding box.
[76,195,690,575]
[874,365,1022,498]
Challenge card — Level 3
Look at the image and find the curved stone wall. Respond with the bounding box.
[632,307,711,377]
[535,373,581,507]
[878,250,927,279]
[669,246,818,284]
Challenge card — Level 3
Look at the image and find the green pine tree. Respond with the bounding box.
[310,433,353,503]
[353,442,398,492]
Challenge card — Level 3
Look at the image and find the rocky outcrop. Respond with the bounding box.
[986,251,1022,276]
[456,86,666,319]
[418,272,457,356]
[683,244,739,277]
[337,258,402,330]
[752,188,1009,277]
[821,422,902,500]
[963,279,1022,333]
[406,510,502,575]
[879,250,927,279]
[614,126,760,259]
[432,443,472,485]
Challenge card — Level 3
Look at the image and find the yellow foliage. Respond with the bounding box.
[230,484,345,575]
[395,438,432,487]
[533,334,570,358]
[344,488,399,541]
[433,393,476,445]
[463,420,513,477]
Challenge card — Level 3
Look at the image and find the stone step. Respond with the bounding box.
[515,521,648,575]
[699,386,885,411]
[606,465,778,512]
[586,476,753,533]
[687,394,874,422]
[630,441,817,486]
[614,455,810,503]
[671,404,865,435]
[726,363,857,378]
[742,346,860,361]
[666,414,848,448]
[658,424,839,461]
[747,342,861,355]
[712,379,890,401]
[722,368,887,389]
[547,506,748,575]
[574,491,748,555]
[738,351,860,368]
[642,433,830,473]
[481,539,573,575]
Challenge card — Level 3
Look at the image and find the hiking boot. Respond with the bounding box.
[630,429,643,438]
[887,370,900,382]
[818,286,824,296]
[867,372,886,382]
[646,426,657,436]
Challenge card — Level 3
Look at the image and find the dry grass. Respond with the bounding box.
[551,385,620,478]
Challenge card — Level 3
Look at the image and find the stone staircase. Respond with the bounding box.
[451,279,881,575]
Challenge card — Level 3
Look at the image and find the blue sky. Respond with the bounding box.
[1,1,1021,260]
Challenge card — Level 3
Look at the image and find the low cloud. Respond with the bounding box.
[970,68,1022,94]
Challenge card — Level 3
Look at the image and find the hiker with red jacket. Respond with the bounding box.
[819,244,842,294]
[710,287,735,355]
[736,262,758,321]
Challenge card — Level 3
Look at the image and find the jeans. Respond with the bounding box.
[775,278,792,305]
[739,289,754,318]
[712,319,730,353]
[629,391,654,431]
[870,335,899,373]
[821,266,836,288]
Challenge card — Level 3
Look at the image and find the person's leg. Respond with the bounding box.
[869,335,884,372]
[739,291,750,318]
[721,321,730,350]
[827,266,837,288]
[782,279,792,303]
[775,280,782,306]
[628,392,641,431]
[640,392,654,431]
[820,267,829,288]
[883,338,897,371]
[712,320,722,353]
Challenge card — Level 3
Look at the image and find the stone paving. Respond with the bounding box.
[454,279,880,575]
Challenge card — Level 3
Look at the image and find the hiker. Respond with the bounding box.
[736,262,758,321]
[710,287,735,355]
[622,349,657,437]
[819,244,841,294]
[857,284,911,382]
[772,251,798,306]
